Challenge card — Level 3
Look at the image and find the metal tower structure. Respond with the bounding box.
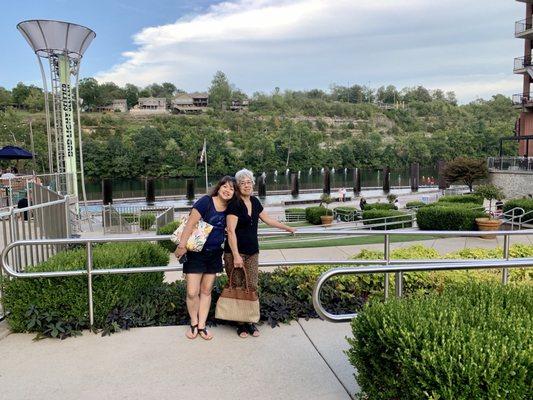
[17,19,95,203]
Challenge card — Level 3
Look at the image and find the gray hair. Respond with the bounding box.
[235,168,255,185]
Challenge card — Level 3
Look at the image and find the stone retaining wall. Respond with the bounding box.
[489,170,533,198]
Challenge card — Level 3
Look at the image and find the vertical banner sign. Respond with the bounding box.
[59,55,78,198]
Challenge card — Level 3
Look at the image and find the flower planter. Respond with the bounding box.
[320,215,334,225]
[475,218,502,239]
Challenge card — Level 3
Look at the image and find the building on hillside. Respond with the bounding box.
[229,99,249,111]
[512,0,533,156]
[171,92,209,114]
[190,92,209,107]
[130,97,168,115]
[96,99,128,113]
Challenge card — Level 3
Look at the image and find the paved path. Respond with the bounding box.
[0,320,356,400]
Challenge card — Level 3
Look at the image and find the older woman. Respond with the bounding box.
[175,176,237,341]
[225,169,295,338]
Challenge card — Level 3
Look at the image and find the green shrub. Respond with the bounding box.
[416,204,487,231]
[405,200,426,209]
[139,213,156,230]
[156,220,180,252]
[305,206,331,225]
[347,283,533,399]
[121,212,136,223]
[362,209,412,229]
[503,198,533,214]
[284,208,306,221]
[333,206,359,221]
[364,202,396,211]
[438,194,483,205]
[2,242,169,332]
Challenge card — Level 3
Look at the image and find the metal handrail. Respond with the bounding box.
[2,229,532,327]
[312,258,533,323]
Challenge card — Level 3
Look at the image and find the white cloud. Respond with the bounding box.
[95,0,523,103]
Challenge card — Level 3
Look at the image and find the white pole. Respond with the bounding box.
[204,138,208,193]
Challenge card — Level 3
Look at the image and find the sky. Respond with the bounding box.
[0,0,527,103]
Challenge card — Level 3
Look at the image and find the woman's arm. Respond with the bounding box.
[174,208,202,258]
[259,211,296,233]
[226,215,244,268]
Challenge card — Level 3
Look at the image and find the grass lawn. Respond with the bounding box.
[259,233,439,250]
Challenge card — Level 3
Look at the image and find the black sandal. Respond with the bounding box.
[197,327,213,340]
[186,324,198,339]
[246,323,260,337]
[237,325,248,338]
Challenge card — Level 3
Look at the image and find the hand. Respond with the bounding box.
[286,226,297,235]
[233,254,244,269]
[175,246,187,258]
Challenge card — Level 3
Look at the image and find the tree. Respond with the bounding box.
[11,82,31,105]
[0,87,13,107]
[474,184,504,215]
[79,78,101,109]
[208,71,232,110]
[124,83,139,108]
[443,157,488,192]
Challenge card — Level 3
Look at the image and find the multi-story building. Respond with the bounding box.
[130,97,168,115]
[171,92,209,114]
[513,0,533,156]
[97,99,128,113]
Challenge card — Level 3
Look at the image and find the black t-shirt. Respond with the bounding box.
[224,196,264,255]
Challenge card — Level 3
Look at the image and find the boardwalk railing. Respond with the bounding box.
[2,229,533,327]
[155,207,174,230]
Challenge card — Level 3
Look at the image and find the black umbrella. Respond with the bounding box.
[0,145,33,160]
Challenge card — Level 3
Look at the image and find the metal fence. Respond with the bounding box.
[156,207,174,230]
[2,229,533,328]
[488,157,533,172]
[102,205,174,234]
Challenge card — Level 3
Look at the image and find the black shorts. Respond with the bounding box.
[183,248,223,274]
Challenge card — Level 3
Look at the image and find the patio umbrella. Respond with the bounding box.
[0,145,33,159]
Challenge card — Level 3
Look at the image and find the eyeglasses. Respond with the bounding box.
[238,180,254,186]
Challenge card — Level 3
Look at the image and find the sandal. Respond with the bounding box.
[237,325,249,338]
[197,327,213,341]
[186,324,198,339]
[246,323,260,337]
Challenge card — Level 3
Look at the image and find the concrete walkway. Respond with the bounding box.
[0,319,356,400]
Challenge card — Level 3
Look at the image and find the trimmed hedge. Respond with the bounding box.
[362,209,412,229]
[503,198,533,214]
[305,206,331,225]
[2,242,169,332]
[405,200,426,209]
[437,194,483,205]
[348,283,533,399]
[334,206,359,222]
[139,213,156,230]
[364,202,396,211]
[416,204,487,231]
[156,220,180,252]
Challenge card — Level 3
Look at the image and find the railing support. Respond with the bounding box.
[86,241,94,328]
[384,234,390,299]
[502,234,510,285]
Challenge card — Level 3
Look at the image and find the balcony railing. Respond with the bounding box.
[488,156,533,171]
[512,92,533,106]
[514,55,532,72]
[515,17,533,36]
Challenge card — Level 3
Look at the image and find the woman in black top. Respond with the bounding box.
[225,169,295,338]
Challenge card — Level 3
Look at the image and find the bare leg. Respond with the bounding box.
[185,273,202,339]
[198,273,216,339]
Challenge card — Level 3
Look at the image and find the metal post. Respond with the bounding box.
[384,234,390,299]
[502,234,510,284]
[86,241,94,328]
[64,196,70,238]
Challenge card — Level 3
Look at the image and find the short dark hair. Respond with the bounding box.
[210,175,237,199]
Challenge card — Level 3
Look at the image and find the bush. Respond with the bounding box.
[364,202,396,211]
[333,206,358,221]
[284,208,306,221]
[2,242,169,333]
[503,198,533,214]
[437,194,483,205]
[347,283,533,399]
[405,200,426,209]
[362,209,412,229]
[416,204,487,231]
[156,220,180,252]
[139,213,156,230]
[305,206,331,225]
